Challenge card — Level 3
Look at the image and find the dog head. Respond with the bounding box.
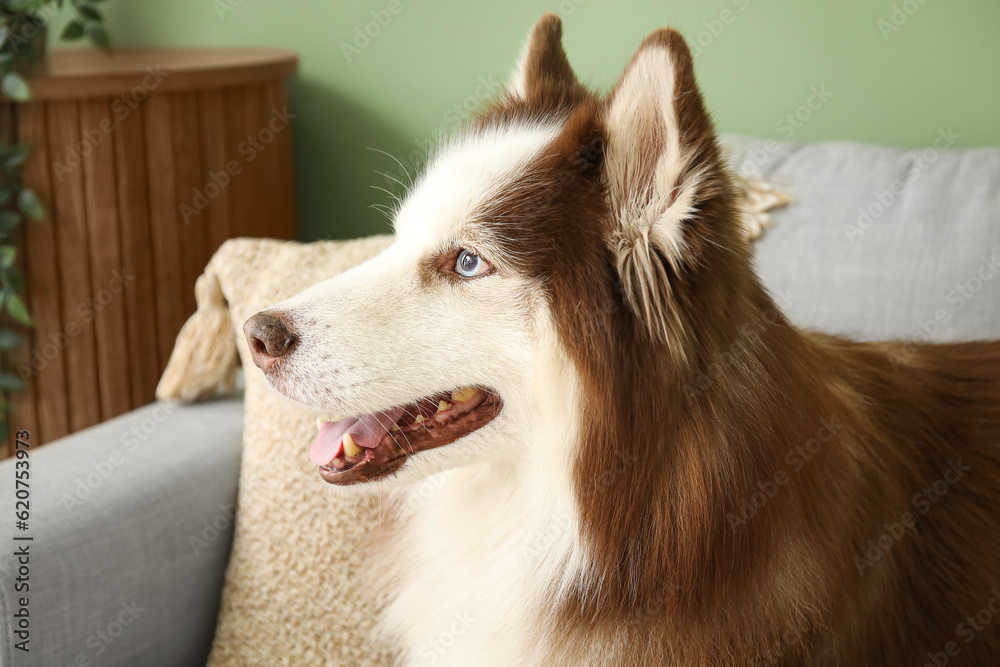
[244,14,749,491]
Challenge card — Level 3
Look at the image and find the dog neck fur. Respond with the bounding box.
[380,316,589,666]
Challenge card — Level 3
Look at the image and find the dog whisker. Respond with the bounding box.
[367,146,413,187]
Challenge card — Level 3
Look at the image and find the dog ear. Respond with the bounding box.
[508,13,579,100]
[605,29,726,341]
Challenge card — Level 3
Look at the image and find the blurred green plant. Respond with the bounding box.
[0,0,110,436]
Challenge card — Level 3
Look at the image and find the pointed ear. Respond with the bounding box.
[605,29,729,341]
[508,13,580,100]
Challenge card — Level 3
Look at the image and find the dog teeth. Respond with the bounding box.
[316,417,324,430]
[342,433,362,457]
[329,457,346,470]
[437,400,451,413]
[451,387,477,403]
[415,415,427,424]
[391,423,400,432]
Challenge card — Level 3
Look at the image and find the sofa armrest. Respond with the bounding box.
[0,396,243,667]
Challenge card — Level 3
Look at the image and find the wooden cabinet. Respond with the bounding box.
[6,48,298,451]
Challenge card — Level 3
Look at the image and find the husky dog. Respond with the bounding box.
[243,14,1000,666]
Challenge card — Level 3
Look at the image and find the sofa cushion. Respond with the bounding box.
[724,135,1000,341]
[0,397,243,667]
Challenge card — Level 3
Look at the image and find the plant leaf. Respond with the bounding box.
[17,189,43,220]
[1,265,23,293]
[5,292,31,327]
[7,0,45,11]
[77,4,101,20]
[85,24,110,50]
[4,145,29,169]
[0,188,13,206]
[61,20,85,41]
[0,25,9,49]
[1,72,30,102]
[0,246,14,268]
[0,329,24,349]
[0,372,25,392]
[0,212,20,233]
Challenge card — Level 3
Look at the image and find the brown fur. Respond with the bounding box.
[473,16,1000,666]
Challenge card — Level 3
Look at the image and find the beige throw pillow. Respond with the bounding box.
[159,236,394,667]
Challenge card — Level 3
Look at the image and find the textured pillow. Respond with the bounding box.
[161,236,395,667]
[723,135,1000,341]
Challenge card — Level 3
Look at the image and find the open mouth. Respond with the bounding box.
[311,387,502,485]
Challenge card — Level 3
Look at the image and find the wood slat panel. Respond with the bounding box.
[261,82,284,240]
[170,92,207,317]
[223,87,256,240]
[19,103,70,443]
[79,98,132,420]
[113,98,161,409]
[243,84,270,239]
[273,81,297,240]
[45,101,101,431]
[197,90,231,256]
[4,54,299,455]
[143,94,187,366]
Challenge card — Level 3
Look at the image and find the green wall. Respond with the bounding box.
[51,0,1000,241]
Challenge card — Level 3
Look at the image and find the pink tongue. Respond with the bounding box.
[347,408,405,447]
[309,407,406,466]
[310,417,356,466]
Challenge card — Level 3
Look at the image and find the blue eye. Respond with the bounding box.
[455,248,491,278]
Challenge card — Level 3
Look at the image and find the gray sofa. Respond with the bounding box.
[1,137,997,666]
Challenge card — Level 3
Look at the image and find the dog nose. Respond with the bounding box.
[243,312,297,371]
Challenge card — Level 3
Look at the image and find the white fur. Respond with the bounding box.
[382,320,589,666]
[261,122,592,664]
[395,122,561,250]
[507,36,532,98]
